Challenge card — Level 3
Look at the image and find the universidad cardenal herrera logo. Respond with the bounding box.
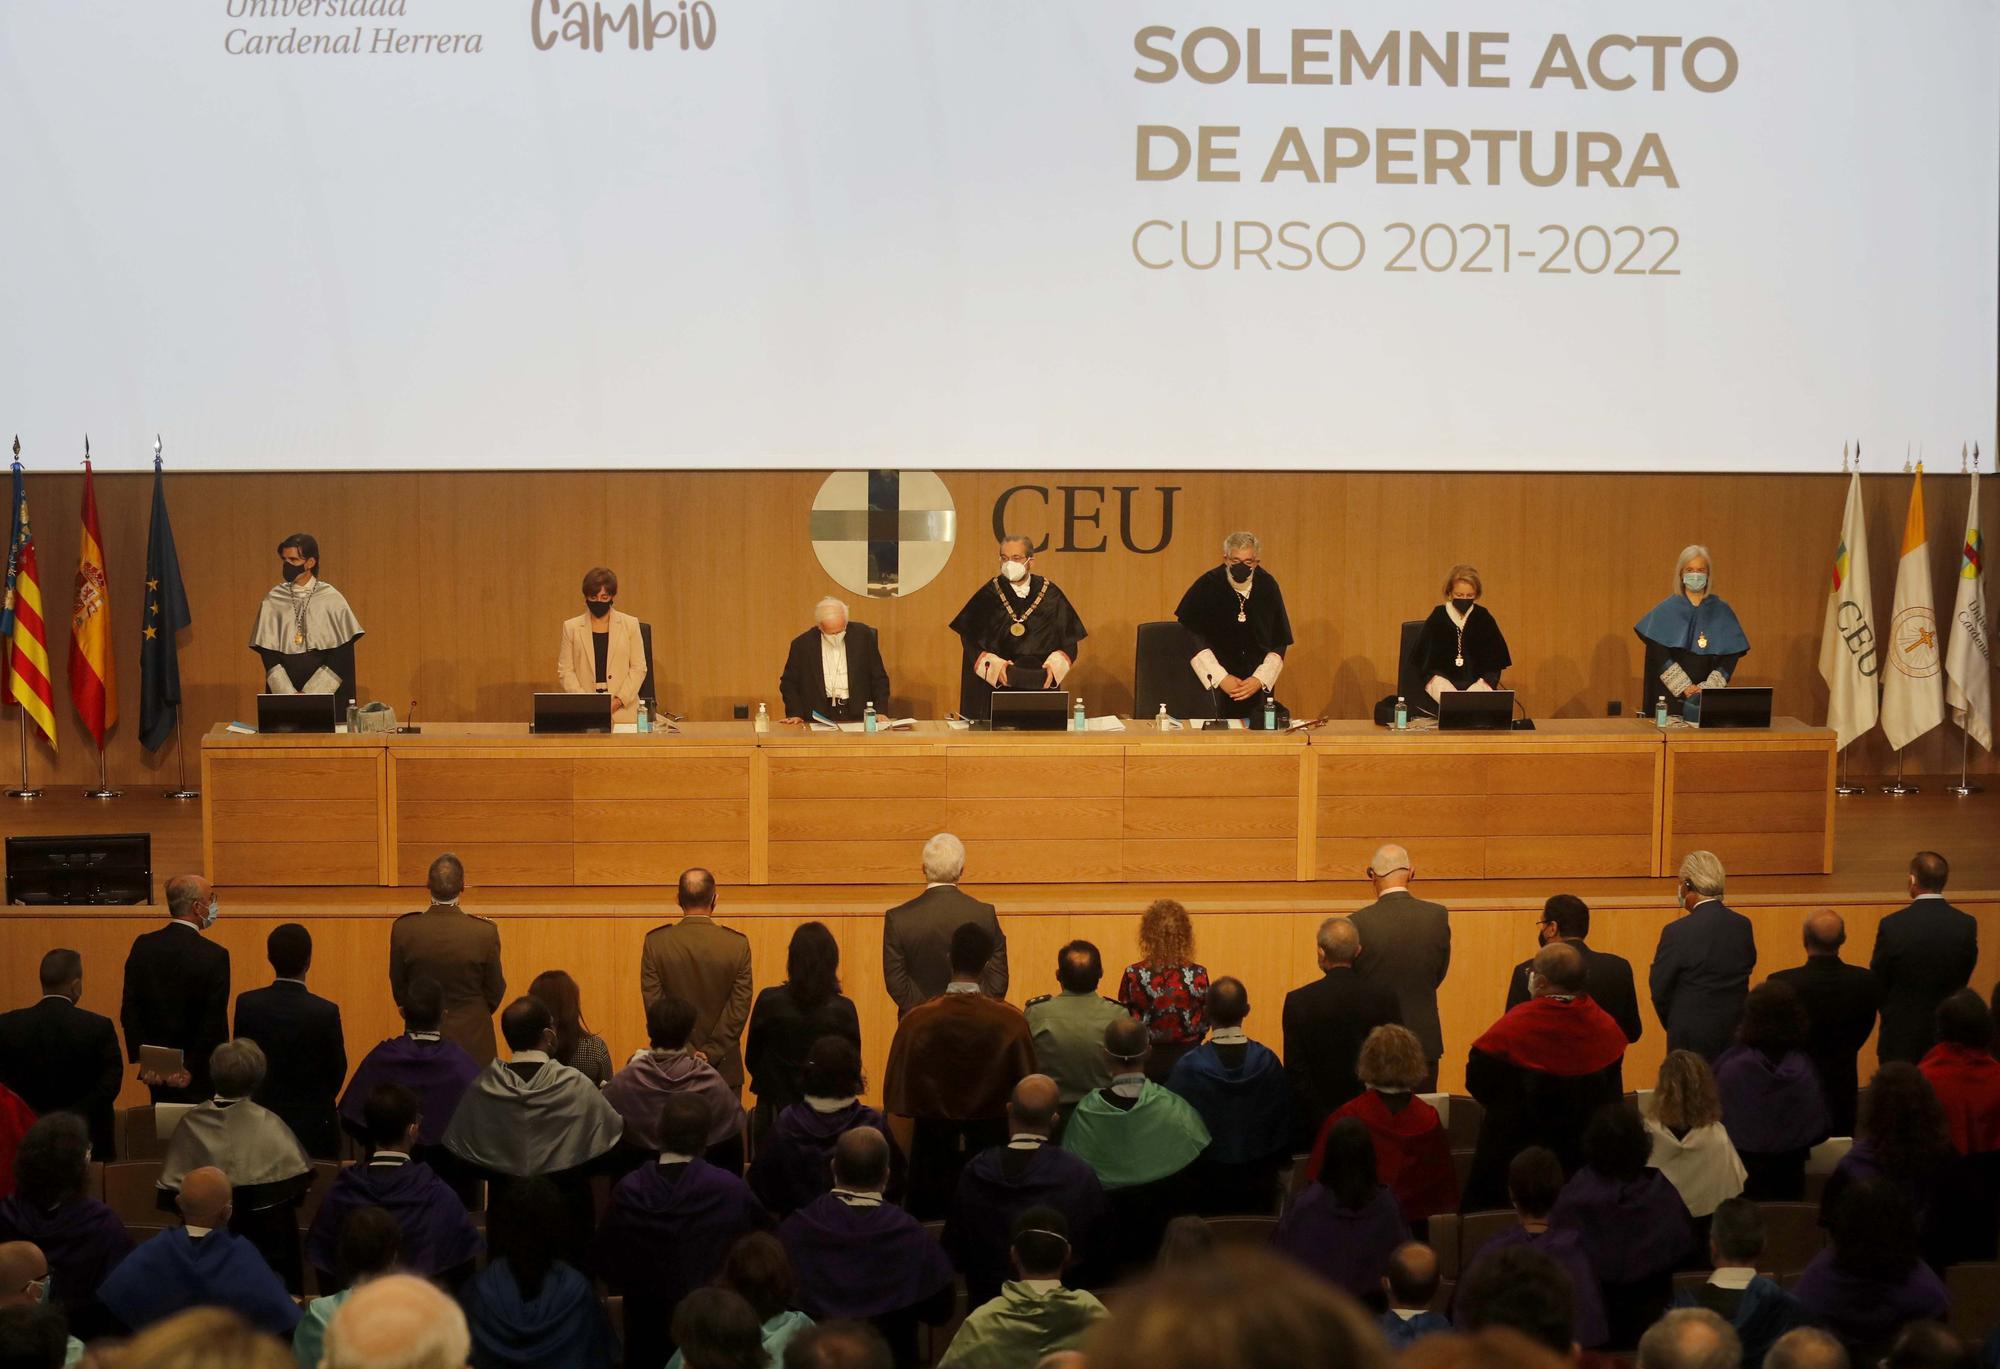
[532,0,717,52]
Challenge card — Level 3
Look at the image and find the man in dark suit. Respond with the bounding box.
[0,949,123,1157]
[1349,844,1450,1089]
[883,833,1008,1014]
[1870,850,1978,1065]
[640,867,754,1090]
[234,924,347,1159]
[120,874,231,1103]
[1280,916,1402,1147]
[1504,894,1643,1044]
[389,853,507,1067]
[1649,850,1757,1060]
[778,597,893,725]
[1768,910,1880,1136]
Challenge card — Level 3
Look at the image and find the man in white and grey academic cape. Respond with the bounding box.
[250,532,364,708]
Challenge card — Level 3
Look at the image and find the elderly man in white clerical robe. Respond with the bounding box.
[250,532,364,709]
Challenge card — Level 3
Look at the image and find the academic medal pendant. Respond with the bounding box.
[1009,622,1025,638]
[1455,655,1464,668]
[294,632,305,645]
[1237,608,1247,623]
[1697,633,1708,649]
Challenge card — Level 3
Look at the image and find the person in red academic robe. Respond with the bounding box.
[1918,990,2000,1155]
[1312,1024,1458,1223]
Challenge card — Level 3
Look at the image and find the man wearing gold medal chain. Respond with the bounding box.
[249,533,365,709]
[947,535,1088,719]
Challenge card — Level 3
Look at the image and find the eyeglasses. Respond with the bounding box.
[1224,556,1260,567]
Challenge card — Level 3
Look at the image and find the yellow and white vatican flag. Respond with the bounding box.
[1944,470,1992,751]
[1881,466,1945,750]
[1817,470,1879,751]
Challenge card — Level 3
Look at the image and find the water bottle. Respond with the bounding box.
[1262,693,1277,731]
[345,700,358,734]
[1654,695,1669,728]
[1072,698,1087,732]
[754,702,770,734]
[863,701,877,734]
[636,698,651,734]
[1393,696,1408,731]
[1155,702,1170,730]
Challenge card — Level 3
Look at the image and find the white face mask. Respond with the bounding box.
[1000,560,1029,583]
[201,898,220,929]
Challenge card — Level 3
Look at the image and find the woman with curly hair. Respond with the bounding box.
[1818,1062,1952,1231]
[1315,1024,1459,1223]
[1118,899,1209,1081]
[1713,980,1831,1200]
[1642,1050,1745,1221]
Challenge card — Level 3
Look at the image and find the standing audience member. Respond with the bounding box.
[1163,975,1292,1214]
[1281,916,1402,1146]
[0,1241,84,1365]
[1023,941,1127,1108]
[750,1037,901,1217]
[1272,1117,1409,1304]
[1917,989,2000,1155]
[1767,910,1881,1136]
[1152,1215,1215,1273]
[670,1288,767,1369]
[782,1320,895,1369]
[641,868,755,1093]
[0,1115,130,1335]
[120,874,230,1102]
[0,950,122,1159]
[1714,981,1832,1201]
[293,1205,402,1369]
[1378,1242,1452,1348]
[337,975,480,1156]
[306,1084,482,1291]
[1673,1197,1808,1368]
[1872,851,1978,1065]
[1793,1178,1950,1363]
[665,1234,816,1369]
[603,994,746,1166]
[233,922,347,1159]
[1882,1322,1980,1369]
[108,1307,297,1369]
[1635,1308,1742,1369]
[881,834,1007,1013]
[746,923,862,1136]
[1350,844,1452,1089]
[1765,1328,1852,1369]
[1453,1245,1581,1363]
[1643,1050,1747,1220]
[323,1273,474,1369]
[1117,899,1210,1081]
[1649,851,1756,1060]
[1550,1104,1697,1348]
[96,1167,300,1338]
[389,854,506,1066]
[461,1177,614,1369]
[1318,1024,1459,1222]
[938,1207,1106,1369]
[1457,1147,1609,1350]
[529,970,612,1086]
[1819,1063,1953,1233]
[0,1090,29,1204]
[1503,895,1644,1043]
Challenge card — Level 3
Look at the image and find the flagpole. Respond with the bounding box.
[164,719,199,801]
[1834,748,1865,797]
[83,744,121,801]
[3,709,40,799]
[1880,748,1918,795]
[1945,724,1980,797]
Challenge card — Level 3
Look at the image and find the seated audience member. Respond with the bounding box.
[782,1320,895,1369]
[671,1287,767,1369]
[0,1242,84,1366]
[293,1205,402,1369]
[1819,1063,1952,1235]
[1714,979,1832,1201]
[1316,1023,1459,1222]
[1398,1330,1574,1369]
[1918,989,2000,1155]
[597,1094,774,1369]
[97,1167,300,1338]
[110,1307,297,1369]
[154,1038,313,1292]
[1794,1177,1950,1363]
[882,923,1037,1218]
[1551,1103,1696,1348]
[1883,1322,1979,1369]
[1636,1307,1742,1369]
[750,1036,902,1217]
[944,1075,1107,1308]
[233,922,347,1159]
[1767,910,1880,1138]
[938,1207,1106,1369]
[337,975,481,1154]
[1449,1244,1580,1363]
[0,1085,31,1204]
[0,1115,131,1331]
[746,923,863,1137]
[1024,941,1127,1108]
[0,948,124,1161]
[604,993,747,1168]
[779,1128,955,1369]
[1075,1246,1391,1369]
[1272,1117,1408,1304]
[1377,1241,1452,1349]
[1766,1327,1853,1369]
[1643,1049,1747,1220]
[1281,916,1402,1149]
[529,970,613,1088]
[1457,1147,1608,1350]
[462,1177,614,1369]
[666,1233,816,1369]
[305,1084,482,1291]
[323,1272,475,1369]
[1673,1196,1808,1367]
[1461,941,1629,1210]
[1163,976,1292,1214]
[1153,1214,1215,1273]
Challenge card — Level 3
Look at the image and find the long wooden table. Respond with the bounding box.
[201,718,1835,887]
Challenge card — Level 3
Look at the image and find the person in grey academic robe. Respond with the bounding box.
[884,834,1008,1014]
[249,532,363,708]
[1348,846,1450,1088]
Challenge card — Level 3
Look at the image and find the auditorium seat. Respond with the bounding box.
[1802,1137,1852,1205]
[1754,1203,1828,1279]
[295,1159,346,1233]
[1445,1096,1483,1150]
[120,1107,163,1162]
[1207,1215,1279,1246]
[1457,1210,1517,1270]
[83,1161,104,1202]
[1946,1262,2000,1342]
[1428,1212,1461,1281]
[1133,621,1219,720]
[603,1294,624,1345]
[102,1160,167,1229]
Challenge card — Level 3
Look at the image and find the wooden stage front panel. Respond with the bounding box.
[1664,720,1838,876]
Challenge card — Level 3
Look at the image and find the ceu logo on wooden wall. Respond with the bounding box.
[808,471,957,599]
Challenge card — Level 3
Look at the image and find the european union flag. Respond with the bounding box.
[138,457,192,751]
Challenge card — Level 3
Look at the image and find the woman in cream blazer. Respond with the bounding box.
[557,566,648,723]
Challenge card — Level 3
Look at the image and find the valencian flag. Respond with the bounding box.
[67,442,117,749]
[139,447,192,751]
[3,443,58,747]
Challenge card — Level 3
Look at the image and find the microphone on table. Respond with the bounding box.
[398,700,421,735]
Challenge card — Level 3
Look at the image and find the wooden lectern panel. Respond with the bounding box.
[1662,723,1836,876]
[207,751,383,887]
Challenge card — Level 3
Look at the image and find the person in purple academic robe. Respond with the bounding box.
[1550,1103,1697,1350]
[602,993,746,1170]
[463,1177,615,1369]
[306,1083,483,1291]
[595,1093,774,1369]
[338,976,480,1164]
[96,1166,300,1338]
[1818,1064,1953,1242]
[1713,981,1831,1202]
[1272,1117,1409,1306]
[1456,1145,1610,1349]
[749,1036,903,1216]
[1793,1176,1952,1363]
[0,1114,132,1338]
[779,1127,955,1369]
[944,1074,1108,1307]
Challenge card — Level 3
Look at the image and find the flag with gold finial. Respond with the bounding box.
[1817,468,1879,751]
[4,439,58,747]
[67,439,117,749]
[1881,464,1945,750]
[1944,467,1991,751]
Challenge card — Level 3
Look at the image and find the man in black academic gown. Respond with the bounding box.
[947,536,1087,720]
[779,596,892,724]
[1174,531,1293,720]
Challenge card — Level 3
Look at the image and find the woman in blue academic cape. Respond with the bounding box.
[1634,544,1749,718]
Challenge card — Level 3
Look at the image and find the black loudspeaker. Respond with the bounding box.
[6,834,153,905]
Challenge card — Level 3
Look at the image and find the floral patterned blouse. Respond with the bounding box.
[1118,962,1210,1046]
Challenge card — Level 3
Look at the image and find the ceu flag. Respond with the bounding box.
[809,470,956,599]
[68,450,117,749]
[1817,470,1879,751]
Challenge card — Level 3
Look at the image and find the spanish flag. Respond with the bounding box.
[3,448,57,747]
[68,447,116,749]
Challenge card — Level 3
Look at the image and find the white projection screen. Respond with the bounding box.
[0,1,1995,472]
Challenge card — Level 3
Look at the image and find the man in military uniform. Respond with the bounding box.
[389,854,506,1067]
[1024,941,1128,1108]
[640,867,753,1091]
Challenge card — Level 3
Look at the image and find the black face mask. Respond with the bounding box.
[587,599,613,619]
[281,561,307,583]
[1451,597,1476,612]
[1226,562,1254,584]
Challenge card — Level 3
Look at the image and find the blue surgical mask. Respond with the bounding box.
[201,898,220,929]
[1682,572,1708,592]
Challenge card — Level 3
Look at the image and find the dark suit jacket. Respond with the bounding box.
[1350,892,1451,1061]
[120,922,231,1101]
[0,996,124,1156]
[779,622,893,721]
[389,905,507,1067]
[882,886,1008,1014]
[234,981,348,1159]
[1767,956,1880,1136]
[1507,940,1644,1043]
[1280,967,1403,1144]
[1870,898,1978,1064]
[1650,900,1757,1059]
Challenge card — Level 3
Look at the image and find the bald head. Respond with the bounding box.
[1105,1016,1150,1067]
[1531,941,1586,995]
[1368,844,1413,890]
[1763,1327,1851,1369]
[833,1126,891,1192]
[1803,910,1846,957]
[1383,1241,1440,1310]
[1316,916,1361,967]
[176,1166,233,1228]
[1008,1075,1060,1135]
[1636,1307,1740,1369]
[0,1243,48,1307]
[323,1272,472,1369]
